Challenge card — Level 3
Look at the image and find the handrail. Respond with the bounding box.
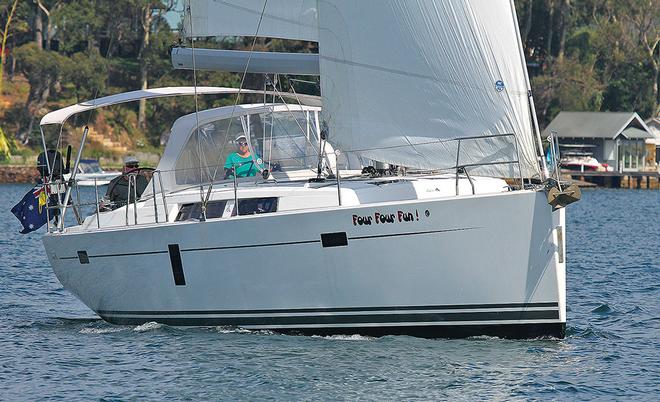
[547,130,563,191]
[47,133,526,231]
[453,133,524,195]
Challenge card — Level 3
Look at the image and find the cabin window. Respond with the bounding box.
[175,116,245,186]
[175,197,278,221]
[176,200,230,221]
[174,110,321,186]
[237,197,278,215]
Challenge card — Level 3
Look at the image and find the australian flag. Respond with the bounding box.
[11,185,53,234]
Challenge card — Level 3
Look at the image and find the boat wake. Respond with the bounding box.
[312,334,375,341]
[215,326,276,335]
[79,326,126,335]
[133,321,164,332]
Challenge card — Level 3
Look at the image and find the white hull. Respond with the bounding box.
[64,172,120,186]
[43,189,566,338]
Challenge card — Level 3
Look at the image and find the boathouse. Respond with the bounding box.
[543,112,654,172]
[645,117,660,167]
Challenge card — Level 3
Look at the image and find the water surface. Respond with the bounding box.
[1,184,658,400]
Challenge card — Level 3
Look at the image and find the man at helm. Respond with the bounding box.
[104,156,148,210]
[224,134,264,179]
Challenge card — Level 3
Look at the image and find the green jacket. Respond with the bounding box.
[224,153,264,178]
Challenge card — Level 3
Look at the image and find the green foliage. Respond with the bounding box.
[0,125,11,161]
[518,0,659,125]
[3,0,657,153]
[14,42,67,92]
[50,0,107,53]
[61,51,109,101]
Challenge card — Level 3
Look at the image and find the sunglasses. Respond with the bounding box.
[238,141,248,146]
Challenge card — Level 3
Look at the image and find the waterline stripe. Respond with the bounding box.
[99,310,559,325]
[97,302,558,316]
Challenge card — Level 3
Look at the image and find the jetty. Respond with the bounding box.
[564,171,659,189]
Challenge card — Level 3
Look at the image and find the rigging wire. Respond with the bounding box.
[264,75,320,157]
[186,0,207,219]
[283,74,332,175]
[202,0,269,207]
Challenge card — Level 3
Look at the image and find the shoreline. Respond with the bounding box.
[0,165,40,184]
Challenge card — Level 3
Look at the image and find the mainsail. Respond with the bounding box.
[183,0,318,42]
[317,0,542,178]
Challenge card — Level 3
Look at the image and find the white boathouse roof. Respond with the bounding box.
[543,112,653,140]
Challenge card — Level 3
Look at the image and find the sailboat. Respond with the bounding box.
[37,0,576,339]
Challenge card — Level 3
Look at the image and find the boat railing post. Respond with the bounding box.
[336,163,342,206]
[43,180,51,234]
[132,174,138,225]
[72,179,82,225]
[157,171,169,222]
[552,131,563,189]
[464,168,475,194]
[57,178,66,232]
[152,174,159,224]
[512,133,524,190]
[455,139,462,196]
[233,163,238,215]
[125,174,131,226]
[94,178,101,229]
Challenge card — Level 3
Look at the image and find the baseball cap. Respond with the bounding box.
[124,156,139,165]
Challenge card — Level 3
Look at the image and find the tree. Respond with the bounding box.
[14,42,68,143]
[619,0,660,115]
[34,0,61,50]
[0,0,19,94]
[50,0,106,53]
[61,51,108,101]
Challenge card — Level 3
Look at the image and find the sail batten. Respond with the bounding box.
[317,0,541,177]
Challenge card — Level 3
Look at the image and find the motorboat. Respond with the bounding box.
[35,0,578,339]
[560,154,613,172]
[63,159,120,186]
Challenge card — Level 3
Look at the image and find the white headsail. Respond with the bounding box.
[317,0,542,178]
[183,0,318,42]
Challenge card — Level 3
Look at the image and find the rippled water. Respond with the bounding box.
[1,184,658,400]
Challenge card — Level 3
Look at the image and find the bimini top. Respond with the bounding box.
[39,86,321,126]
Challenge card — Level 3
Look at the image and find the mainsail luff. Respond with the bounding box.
[317,0,542,178]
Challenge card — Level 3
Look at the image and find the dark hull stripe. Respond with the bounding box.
[96,301,558,316]
[350,227,477,240]
[182,239,319,253]
[99,310,559,326]
[99,318,565,339]
[58,227,474,260]
[60,250,168,260]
